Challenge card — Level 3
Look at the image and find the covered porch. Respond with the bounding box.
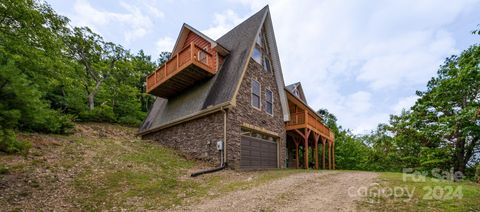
[285,91,335,170]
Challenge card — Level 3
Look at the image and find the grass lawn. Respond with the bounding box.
[359,172,480,211]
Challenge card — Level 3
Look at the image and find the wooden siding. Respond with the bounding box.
[183,31,218,71]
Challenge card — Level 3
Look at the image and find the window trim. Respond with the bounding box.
[251,79,261,110]
[265,88,274,116]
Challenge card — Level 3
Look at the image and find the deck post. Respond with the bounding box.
[328,140,332,170]
[322,138,326,169]
[332,141,335,170]
[295,138,299,169]
[304,134,308,169]
[305,129,312,169]
[314,133,319,170]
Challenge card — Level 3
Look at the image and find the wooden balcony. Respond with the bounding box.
[285,90,334,141]
[286,110,333,140]
[146,42,217,98]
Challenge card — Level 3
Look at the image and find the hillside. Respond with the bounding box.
[0,123,304,210]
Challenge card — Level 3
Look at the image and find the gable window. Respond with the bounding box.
[266,89,273,115]
[252,47,262,64]
[251,27,273,73]
[263,57,272,72]
[251,79,261,109]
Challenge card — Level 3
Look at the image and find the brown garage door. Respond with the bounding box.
[240,135,277,170]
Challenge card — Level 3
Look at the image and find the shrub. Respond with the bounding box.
[0,129,31,154]
[78,105,116,123]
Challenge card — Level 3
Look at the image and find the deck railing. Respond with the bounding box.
[286,110,331,139]
[146,42,215,93]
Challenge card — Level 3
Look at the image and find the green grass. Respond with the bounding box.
[360,172,480,211]
[72,138,199,210]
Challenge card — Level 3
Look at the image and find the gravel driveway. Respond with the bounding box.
[175,171,378,212]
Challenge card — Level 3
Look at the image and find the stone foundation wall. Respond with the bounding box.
[142,112,225,165]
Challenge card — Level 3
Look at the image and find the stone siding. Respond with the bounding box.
[226,58,286,169]
[142,112,225,164]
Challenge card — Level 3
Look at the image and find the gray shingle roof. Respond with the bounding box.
[286,82,307,104]
[139,6,269,133]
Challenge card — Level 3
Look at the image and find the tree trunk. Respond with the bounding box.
[454,137,466,174]
[87,79,103,110]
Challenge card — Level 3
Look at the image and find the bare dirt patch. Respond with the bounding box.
[175,171,378,212]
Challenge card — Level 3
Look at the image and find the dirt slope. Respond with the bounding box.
[176,171,378,212]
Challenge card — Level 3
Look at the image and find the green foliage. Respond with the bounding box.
[0,0,163,153]
[79,105,116,123]
[0,128,31,154]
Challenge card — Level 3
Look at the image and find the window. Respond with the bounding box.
[251,26,273,73]
[263,57,272,72]
[251,79,261,109]
[266,89,273,115]
[198,49,208,64]
[256,33,263,47]
[252,47,262,64]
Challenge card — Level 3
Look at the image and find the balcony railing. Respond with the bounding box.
[286,111,332,139]
[146,42,216,97]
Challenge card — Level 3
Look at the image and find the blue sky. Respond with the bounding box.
[47,0,480,134]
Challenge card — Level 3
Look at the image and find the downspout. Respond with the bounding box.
[191,107,228,177]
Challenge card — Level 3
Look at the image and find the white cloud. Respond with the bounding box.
[392,95,419,114]
[234,0,478,133]
[201,10,245,39]
[155,36,175,55]
[346,91,372,114]
[71,0,159,43]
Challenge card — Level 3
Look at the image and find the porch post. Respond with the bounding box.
[333,141,336,170]
[304,134,308,169]
[295,140,299,169]
[314,133,319,170]
[328,140,332,170]
[322,138,326,169]
[304,129,311,169]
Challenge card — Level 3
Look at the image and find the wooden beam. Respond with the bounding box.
[294,129,304,139]
[314,133,320,170]
[322,137,326,169]
[293,137,300,169]
[328,140,332,170]
[305,128,312,170]
[333,141,336,170]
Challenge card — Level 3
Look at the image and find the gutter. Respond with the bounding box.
[191,106,228,177]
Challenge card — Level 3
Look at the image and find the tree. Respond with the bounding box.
[411,43,480,174]
[0,0,74,152]
[66,27,110,111]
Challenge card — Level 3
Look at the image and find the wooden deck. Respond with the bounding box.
[146,42,216,98]
[285,90,335,170]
